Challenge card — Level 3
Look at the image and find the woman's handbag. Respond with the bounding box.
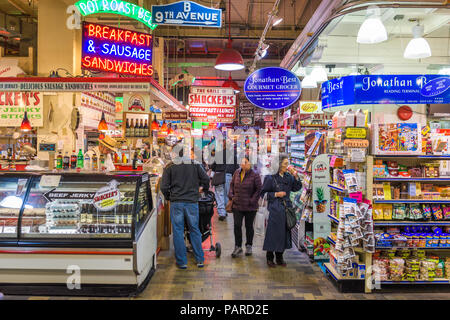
[273,176,297,230]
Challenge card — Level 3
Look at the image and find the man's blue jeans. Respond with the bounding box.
[170,202,204,266]
[224,173,233,207]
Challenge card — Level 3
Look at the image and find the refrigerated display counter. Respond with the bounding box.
[0,171,156,297]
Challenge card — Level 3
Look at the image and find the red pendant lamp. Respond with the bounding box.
[20,111,32,132]
[151,115,159,131]
[160,120,168,136]
[222,73,240,93]
[98,111,108,131]
[167,123,175,135]
[215,0,244,71]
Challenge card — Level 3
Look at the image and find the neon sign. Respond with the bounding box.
[81,22,153,77]
[75,0,157,30]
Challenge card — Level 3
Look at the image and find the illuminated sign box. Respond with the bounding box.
[81,22,153,77]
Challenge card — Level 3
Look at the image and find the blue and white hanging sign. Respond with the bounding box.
[244,67,302,110]
[151,1,222,28]
[322,75,450,109]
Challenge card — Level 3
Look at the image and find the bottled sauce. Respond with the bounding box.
[130,119,135,137]
[77,149,84,169]
[144,119,148,137]
[84,153,91,171]
[132,151,138,170]
[92,153,98,171]
[125,118,130,137]
[56,151,63,169]
[63,152,70,170]
[70,150,77,169]
[122,151,127,164]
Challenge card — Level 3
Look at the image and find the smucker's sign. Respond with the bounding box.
[93,180,121,211]
[0,92,43,127]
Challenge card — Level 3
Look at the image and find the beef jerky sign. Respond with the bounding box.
[0,92,43,127]
[93,180,121,211]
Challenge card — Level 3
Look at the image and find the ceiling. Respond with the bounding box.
[292,6,450,77]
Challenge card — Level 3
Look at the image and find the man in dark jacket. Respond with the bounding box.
[161,148,210,269]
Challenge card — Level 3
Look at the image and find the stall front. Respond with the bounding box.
[0,77,185,296]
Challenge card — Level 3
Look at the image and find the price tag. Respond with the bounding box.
[350,148,366,162]
[21,226,30,234]
[40,175,61,188]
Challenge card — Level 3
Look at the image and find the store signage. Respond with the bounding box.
[189,87,236,107]
[244,67,301,110]
[43,189,96,202]
[239,105,254,126]
[123,93,150,113]
[0,80,151,92]
[345,127,367,139]
[163,111,188,120]
[75,0,157,30]
[81,22,153,77]
[299,101,322,114]
[151,1,221,28]
[0,91,43,127]
[189,106,235,123]
[322,75,450,108]
[344,139,369,148]
[93,180,121,211]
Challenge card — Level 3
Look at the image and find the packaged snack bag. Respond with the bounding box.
[422,204,432,220]
[393,203,407,220]
[373,204,384,220]
[383,204,393,220]
[443,205,450,220]
[409,204,422,220]
[432,204,443,220]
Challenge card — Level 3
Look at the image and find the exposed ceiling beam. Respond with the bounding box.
[295,0,309,28]
[7,0,34,16]
[247,0,255,26]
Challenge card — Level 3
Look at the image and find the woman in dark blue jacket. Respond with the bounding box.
[261,154,302,267]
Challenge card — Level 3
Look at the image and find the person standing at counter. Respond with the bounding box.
[139,142,152,163]
[160,147,210,269]
[88,136,118,172]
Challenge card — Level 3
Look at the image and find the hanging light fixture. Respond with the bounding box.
[97,111,108,131]
[311,65,328,82]
[357,6,388,44]
[20,111,32,132]
[222,73,240,93]
[403,24,431,59]
[167,123,175,135]
[215,0,245,71]
[271,15,283,26]
[160,120,168,134]
[302,75,317,88]
[151,114,159,131]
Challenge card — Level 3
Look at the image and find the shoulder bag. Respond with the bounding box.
[273,175,297,230]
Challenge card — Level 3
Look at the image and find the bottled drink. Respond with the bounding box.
[132,151,138,170]
[125,118,130,137]
[137,119,142,137]
[77,149,84,169]
[92,153,98,171]
[56,151,63,169]
[100,154,105,171]
[63,152,70,170]
[130,119,135,137]
[84,153,91,171]
[144,119,148,137]
[70,150,77,169]
[140,119,145,137]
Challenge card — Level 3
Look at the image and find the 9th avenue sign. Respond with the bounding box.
[151,1,222,28]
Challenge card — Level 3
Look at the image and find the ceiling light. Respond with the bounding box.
[20,112,32,132]
[311,65,328,82]
[302,75,317,88]
[357,6,388,44]
[97,111,108,131]
[222,74,240,93]
[403,24,431,59]
[151,115,159,131]
[272,15,283,26]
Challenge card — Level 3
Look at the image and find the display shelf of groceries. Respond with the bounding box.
[374,178,450,182]
[380,279,450,284]
[374,200,450,204]
[374,155,450,160]
[328,214,339,224]
[374,221,450,226]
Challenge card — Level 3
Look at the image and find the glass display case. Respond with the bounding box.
[0,171,153,246]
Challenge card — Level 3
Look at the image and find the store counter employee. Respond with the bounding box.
[140,142,152,163]
[88,135,119,172]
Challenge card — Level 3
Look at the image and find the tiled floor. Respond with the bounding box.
[4,212,450,300]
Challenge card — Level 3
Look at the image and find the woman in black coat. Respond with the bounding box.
[261,154,302,267]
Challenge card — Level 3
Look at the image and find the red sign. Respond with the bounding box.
[189,106,236,123]
[81,22,153,77]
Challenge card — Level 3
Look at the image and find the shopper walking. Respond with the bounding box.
[210,142,227,221]
[261,154,302,267]
[161,147,210,269]
[228,157,262,258]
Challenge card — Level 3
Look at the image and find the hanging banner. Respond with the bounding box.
[123,93,150,113]
[75,0,157,30]
[322,75,450,108]
[244,67,301,110]
[189,87,236,107]
[151,1,222,28]
[0,92,43,127]
[81,22,153,77]
[0,80,151,92]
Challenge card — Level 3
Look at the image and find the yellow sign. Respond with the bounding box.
[300,101,322,114]
[346,127,367,139]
